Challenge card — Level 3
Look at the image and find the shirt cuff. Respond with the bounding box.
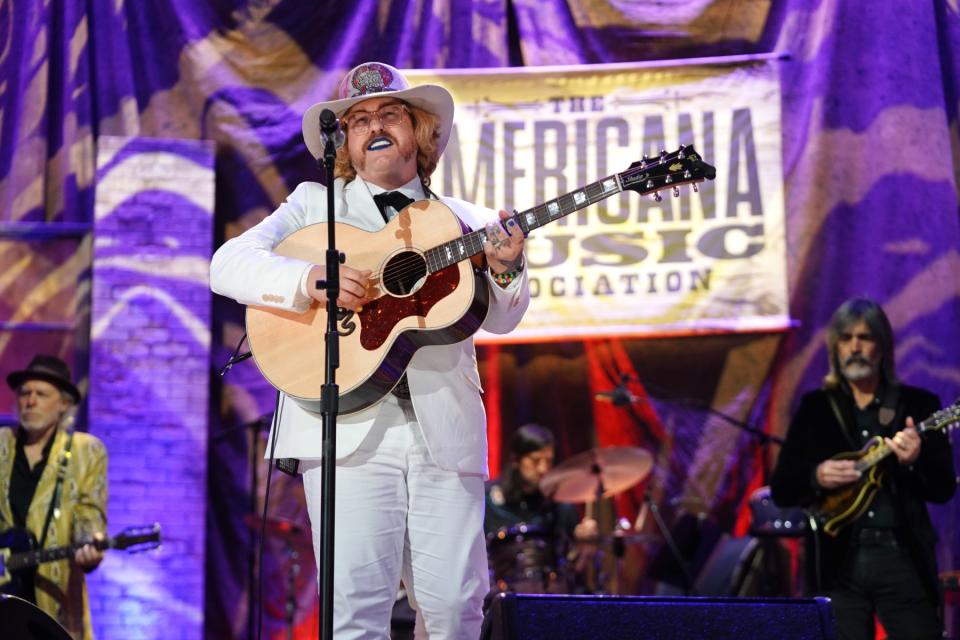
[294,264,315,310]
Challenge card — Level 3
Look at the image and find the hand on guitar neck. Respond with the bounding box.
[483,210,525,275]
[883,417,921,465]
[75,532,105,572]
[816,417,922,490]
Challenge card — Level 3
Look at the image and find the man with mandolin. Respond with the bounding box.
[211,61,530,638]
[771,298,957,640]
[1,354,108,639]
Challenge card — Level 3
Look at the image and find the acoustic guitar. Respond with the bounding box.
[814,400,960,536]
[246,146,716,415]
[0,524,161,600]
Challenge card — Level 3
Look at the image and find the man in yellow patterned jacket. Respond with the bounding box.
[1,354,108,639]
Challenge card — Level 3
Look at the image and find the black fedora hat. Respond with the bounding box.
[6,355,81,404]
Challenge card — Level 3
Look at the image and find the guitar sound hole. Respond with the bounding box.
[382,251,428,296]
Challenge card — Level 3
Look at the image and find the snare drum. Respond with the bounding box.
[486,523,566,594]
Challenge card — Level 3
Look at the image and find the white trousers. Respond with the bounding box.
[301,397,488,639]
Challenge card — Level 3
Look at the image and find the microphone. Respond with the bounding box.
[594,375,644,406]
[319,108,345,150]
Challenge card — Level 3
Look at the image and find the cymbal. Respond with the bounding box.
[539,446,653,504]
[243,513,308,540]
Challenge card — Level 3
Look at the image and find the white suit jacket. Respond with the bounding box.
[210,177,530,476]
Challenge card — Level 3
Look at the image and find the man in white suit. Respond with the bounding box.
[210,61,529,639]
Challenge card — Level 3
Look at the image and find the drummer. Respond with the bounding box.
[484,424,599,553]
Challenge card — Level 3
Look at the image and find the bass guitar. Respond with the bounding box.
[0,524,161,600]
[814,400,960,536]
[246,145,716,415]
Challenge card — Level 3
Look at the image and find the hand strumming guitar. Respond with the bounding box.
[816,459,861,490]
[307,264,372,311]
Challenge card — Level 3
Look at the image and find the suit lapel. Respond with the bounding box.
[0,429,16,526]
[26,429,67,544]
[343,178,387,231]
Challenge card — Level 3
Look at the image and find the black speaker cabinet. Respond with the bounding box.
[483,593,835,640]
[0,594,73,640]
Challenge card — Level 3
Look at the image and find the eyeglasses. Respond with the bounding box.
[344,104,408,134]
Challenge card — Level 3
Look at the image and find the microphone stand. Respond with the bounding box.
[643,485,698,595]
[316,108,343,640]
[603,373,780,595]
[609,375,784,446]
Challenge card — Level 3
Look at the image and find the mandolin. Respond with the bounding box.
[246,145,716,415]
[0,524,161,600]
[814,401,960,536]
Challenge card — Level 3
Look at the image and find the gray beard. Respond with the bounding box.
[842,361,875,382]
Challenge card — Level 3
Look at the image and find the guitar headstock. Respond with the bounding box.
[113,523,162,553]
[619,145,716,201]
[920,399,960,435]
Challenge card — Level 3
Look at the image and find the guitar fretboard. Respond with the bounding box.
[418,145,714,274]
[424,174,623,274]
[6,539,109,571]
[852,403,960,472]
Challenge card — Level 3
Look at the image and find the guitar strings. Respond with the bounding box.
[367,164,695,286]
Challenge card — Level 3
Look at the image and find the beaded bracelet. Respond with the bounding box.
[492,269,520,287]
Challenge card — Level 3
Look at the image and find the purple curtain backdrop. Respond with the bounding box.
[1,1,959,638]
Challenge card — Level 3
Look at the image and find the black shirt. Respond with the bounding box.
[845,384,899,529]
[484,479,580,540]
[9,429,56,529]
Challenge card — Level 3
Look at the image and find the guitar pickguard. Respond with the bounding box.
[357,263,461,350]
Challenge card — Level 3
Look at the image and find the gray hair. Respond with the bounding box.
[823,297,897,389]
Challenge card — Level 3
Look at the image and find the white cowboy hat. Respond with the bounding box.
[302,61,454,159]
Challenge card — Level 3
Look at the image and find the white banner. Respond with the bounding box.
[408,58,788,342]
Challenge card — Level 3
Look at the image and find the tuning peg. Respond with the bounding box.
[692,183,699,193]
[672,187,680,198]
[659,149,667,159]
[653,192,663,202]
[645,179,654,189]
[641,155,648,168]
[683,170,692,179]
[678,147,686,159]
[665,175,673,184]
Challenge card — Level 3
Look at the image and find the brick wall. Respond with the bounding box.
[87,136,214,640]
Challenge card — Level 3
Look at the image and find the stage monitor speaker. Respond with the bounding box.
[0,594,72,640]
[483,593,835,640]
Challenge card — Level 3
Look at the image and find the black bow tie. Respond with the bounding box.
[373,191,416,220]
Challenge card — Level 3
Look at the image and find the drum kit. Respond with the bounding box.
[485,446,811,598]
[485,445,655,596]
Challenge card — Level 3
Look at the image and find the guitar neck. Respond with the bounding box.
[425,174,623,273]
[422,145,714,273]
[6,537,110,572]
[854,442,893,473]
[853,407,957,473]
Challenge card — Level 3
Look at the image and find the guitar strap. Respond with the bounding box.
[826,391,858,449]
[826,382,901,448]
[38,430,75,549]
[878,383,900,431]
